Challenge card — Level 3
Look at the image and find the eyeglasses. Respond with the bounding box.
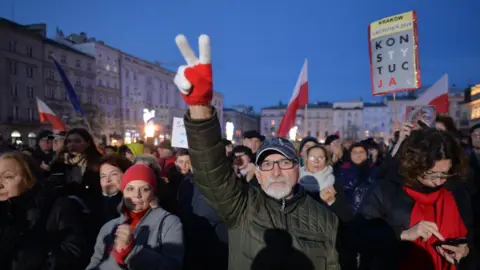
[259,159,296,171]
[422,171,456,181]
[308,156,326,162]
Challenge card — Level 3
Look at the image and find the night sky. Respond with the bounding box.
[2,0,479,109]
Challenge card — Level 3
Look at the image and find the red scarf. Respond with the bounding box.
[124,208,149,230]
[399,186,467,270]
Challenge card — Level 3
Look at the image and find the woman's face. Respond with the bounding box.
[123,180,155,212]
[435,122,447,131]
[0,158,29,201]
[99,163,123,195]
[66,133,90,154]
[350,146,367,165]
[176,155,191,175]
[418,159,452,188]
[306,148,327,173]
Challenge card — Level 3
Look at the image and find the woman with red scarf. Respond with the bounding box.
[358,128,475,270]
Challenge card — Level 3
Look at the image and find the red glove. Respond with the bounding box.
[174,34,213,106]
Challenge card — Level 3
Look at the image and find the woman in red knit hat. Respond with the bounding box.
[87,164,184,270]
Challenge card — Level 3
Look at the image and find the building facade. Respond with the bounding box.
[63,33,124,144]
[223,108,260,144]
[120,53,181,144]
[0,19,46,147]
[43,39,98,137]
[260,102,333,141]
[363,102,389,139]
[333,101,363,140]
[468,84,480,126]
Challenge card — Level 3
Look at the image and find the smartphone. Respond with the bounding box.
[405,105,436,128]
[433,238,468,247]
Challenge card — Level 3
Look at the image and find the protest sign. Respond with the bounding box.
[369,11,421,96]
[171,117,189,149]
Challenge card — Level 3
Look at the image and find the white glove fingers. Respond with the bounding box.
[198,34,211,64]
[174,65,192,95]
[175,34,199,66]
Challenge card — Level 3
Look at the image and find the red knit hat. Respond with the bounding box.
[120,164,157,193]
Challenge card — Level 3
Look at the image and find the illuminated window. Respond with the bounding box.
[365,130,369,137]
[271,120,275,126]
[106,64,110,71]
[380,132,385,137]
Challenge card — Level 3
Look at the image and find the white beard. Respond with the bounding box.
[263,176,293,200]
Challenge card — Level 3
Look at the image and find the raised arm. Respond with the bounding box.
[174,34,249,227]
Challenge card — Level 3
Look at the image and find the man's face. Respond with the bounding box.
[39,137,52,152]
[233,152,251,171]
[225,144,233,156]
[472,128,480,149]
[255,153,298,200]
[243,138,262,154]
[327,139,342,154]
[52,138,65,152]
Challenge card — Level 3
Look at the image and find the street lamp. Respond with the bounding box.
[289,126,298,141]
[226,122,234,141]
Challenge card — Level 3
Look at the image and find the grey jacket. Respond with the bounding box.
[86,207,184,270]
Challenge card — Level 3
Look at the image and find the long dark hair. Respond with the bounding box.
[61,128,101,169]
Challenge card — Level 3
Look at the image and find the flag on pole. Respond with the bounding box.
[52,56,85,117]
[277,60,309,138]
[36,97,66,132]
[411,74,449,114]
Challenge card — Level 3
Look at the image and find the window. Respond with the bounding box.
[106,64,110,71]
[87,96,93,104]
[9,40,17,52]
[47,87,54,98]
[365,130,370,137]
[98,79,102,86]
[9,60,17,75]
[75,76,82,86]
[133,72,137,80]
[271,120,275,126]
[61,55,67,64]
[48,51,53,59]
[27,108,33,121]
[63,91,68,101]
[47,70,55,80]
[11,83,18,97]
[26,46,33,57]
[125,109,130,121]
[146,90,152,101]
[99,94,104,104]
[12,106,19,121]
[76,60,81,68]
[125,70,129,78]
[146,76,152,85]
[87,63,92,71]
[26,66,34,78]
[113,66,118,72]
[27,86,34,98]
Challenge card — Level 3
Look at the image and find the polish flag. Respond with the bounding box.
[277,60,308,138]
[411,74,449,114]
[36,97,66,132]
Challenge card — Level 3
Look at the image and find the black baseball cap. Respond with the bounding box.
[255,137,298,165]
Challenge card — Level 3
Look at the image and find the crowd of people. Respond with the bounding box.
[0,34,479,270]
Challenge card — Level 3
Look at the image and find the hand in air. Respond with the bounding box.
[174,34,213,106]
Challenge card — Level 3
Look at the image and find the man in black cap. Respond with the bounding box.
[49,131,67,154]
[242,130,265,160]
[32,130,54,176]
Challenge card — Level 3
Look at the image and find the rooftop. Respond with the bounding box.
[262,102,332,110]
[44,38,94,59]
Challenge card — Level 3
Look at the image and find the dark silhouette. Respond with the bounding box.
[251,229,314,270]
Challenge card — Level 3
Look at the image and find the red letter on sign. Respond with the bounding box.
[389,77,397,86]
[377,80,383,88]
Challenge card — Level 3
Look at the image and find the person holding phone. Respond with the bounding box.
[358,128,475,269]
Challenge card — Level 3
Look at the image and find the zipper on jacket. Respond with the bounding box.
[281,198,286,212]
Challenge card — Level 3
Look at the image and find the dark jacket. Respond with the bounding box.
[335,161,377,212]
[358,174,476,270]
[177,174,228,270]
[184,109,340,270]
[0,186,89,270]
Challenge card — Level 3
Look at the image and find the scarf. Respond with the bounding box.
[399,186,468,270]
[64,153,88,176]
[124,208,149,230]
[299,165,335,192]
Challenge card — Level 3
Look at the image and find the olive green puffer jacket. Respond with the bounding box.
[184,109,340,270]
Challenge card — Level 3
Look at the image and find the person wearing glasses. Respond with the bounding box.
[358,128,475,270]
[175,35,339,270]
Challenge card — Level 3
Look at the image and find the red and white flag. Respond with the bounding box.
[36,97,66,132]
[411,74,449,114]
[277,60,309,138]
